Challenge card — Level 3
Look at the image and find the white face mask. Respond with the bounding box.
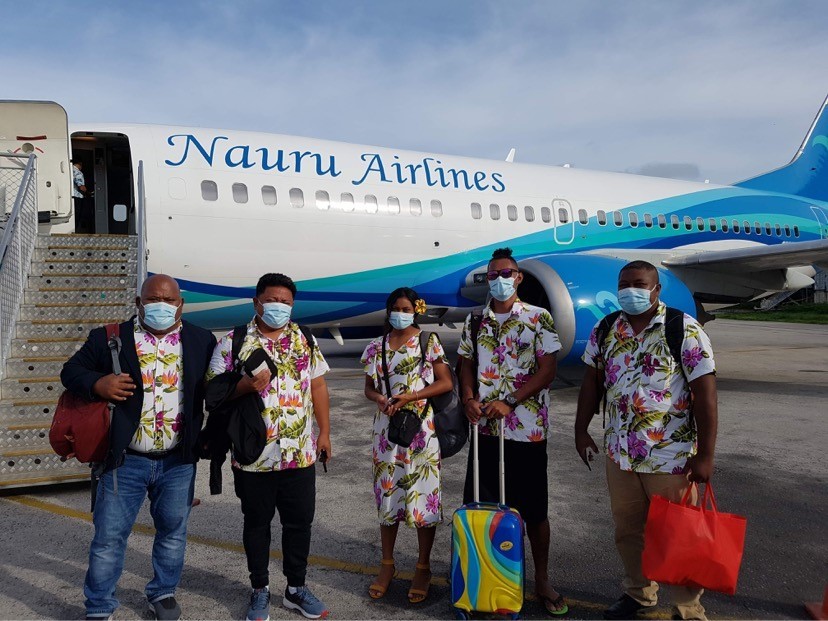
[617,287,656,315]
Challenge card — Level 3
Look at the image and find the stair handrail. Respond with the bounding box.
[136,159,148,292]
[0,153,38,382]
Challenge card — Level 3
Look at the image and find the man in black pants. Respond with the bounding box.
[207,273,332,621]
[458,248,568,615]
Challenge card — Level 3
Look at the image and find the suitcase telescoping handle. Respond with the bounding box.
[471,418,506,505]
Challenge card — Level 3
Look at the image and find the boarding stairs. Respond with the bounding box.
[0,153,146,488]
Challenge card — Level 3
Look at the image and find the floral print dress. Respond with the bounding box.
[361,332,447,528]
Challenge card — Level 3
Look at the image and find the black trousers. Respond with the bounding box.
[233,465,316,588]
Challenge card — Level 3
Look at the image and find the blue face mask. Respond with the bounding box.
[259,301,292,329]
[489,277,516,302]
[389,311,415,330]
[617,287,656,316]
[141,301,179,331]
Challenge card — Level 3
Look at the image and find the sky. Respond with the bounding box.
[2,0,827,184]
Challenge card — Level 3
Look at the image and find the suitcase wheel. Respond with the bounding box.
[454,609,470,620]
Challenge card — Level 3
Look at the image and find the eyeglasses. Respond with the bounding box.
[486,268,519,281]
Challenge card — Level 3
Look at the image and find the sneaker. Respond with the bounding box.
[604,594,648,620]
[149,596,181,621]
[282,586,329,619]
[247,587,271,621]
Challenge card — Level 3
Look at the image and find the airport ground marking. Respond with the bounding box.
[2,495,685,619]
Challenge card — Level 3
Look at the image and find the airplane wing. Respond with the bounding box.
[661,238,828,272]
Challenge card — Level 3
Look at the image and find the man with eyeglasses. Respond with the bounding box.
[457,247,568,615]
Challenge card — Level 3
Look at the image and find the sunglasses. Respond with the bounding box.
[486,268,519,281]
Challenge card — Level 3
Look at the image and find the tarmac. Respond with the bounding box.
[0,319,826,620]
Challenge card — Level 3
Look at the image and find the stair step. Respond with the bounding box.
[31,260,136,276]
[0,420,52,449]
[19,303,134,322]
[38,234,137,249]
[28,274,135,290]
[3,358,65,379]
[24,288,133,304]
[34,247,134,262]
[0,400,58,423]
[15,320,121,340]
[9,337,85,358]
[0,445,89,487]
[1,376,63,400]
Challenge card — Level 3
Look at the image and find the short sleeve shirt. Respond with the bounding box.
[207,319,329,471]
[582,302,716,473]
[457,300,561,442]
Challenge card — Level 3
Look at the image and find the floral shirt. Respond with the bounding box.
[458,300,561,442]
[72,166,84,198]
[582,302,716,473]
[129,319,184,453]
[207,319,329,472]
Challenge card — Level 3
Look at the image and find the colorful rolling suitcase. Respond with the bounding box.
[451,420,524,619]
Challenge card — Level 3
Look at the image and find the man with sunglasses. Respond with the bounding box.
[458,247,568,616]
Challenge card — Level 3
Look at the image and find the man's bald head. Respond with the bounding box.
[140,274,181,301]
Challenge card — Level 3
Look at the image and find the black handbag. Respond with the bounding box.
[418,332,468,458]
[381,336,422,448]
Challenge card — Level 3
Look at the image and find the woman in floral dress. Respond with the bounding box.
[361,287,453,604]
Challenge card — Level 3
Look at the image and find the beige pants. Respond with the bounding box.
[605,459,707,620]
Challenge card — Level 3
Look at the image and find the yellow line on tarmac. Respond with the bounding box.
[3,495,675,619]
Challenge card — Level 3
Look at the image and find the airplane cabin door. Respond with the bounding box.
[552,198,574,244]
[811,205,828,239]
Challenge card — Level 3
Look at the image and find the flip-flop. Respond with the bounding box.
[368,559,396,599]
[408,563,431,604]
[538,593,569,616]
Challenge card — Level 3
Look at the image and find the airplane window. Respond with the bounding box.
[794,225,800,237]
[289,188,304,208]
[541,207,552,223]
[470,203,482,219]
[784,224,791,236]
[560,208,571,224]
[743,221,751,234]
[201,180,218,202]
[386,196,400,215]
[525,206,535,222]
[775,223,782,236]
[365,194,379,214]
[232,183,248,204]
[732,220,740,233]
[490,204,501,220]
[696,217,705,231]
[597,210,607,226]
[261,186,277,205]
[657,214,667,229]
[340,192,355,212]
[315,190,330,210]
[671,215,680,230]
[410,198,422,216]
[613,211,623,226]
[683,216,692,230]
[754,221,761,235]
[431,199,443,217]
[578,209,588,224]
[765,222,772,235]
[644,213,653,228]
[629,212,639,227]
[507,205,518,221]
[721,219,729,232]
[709,218,717,232]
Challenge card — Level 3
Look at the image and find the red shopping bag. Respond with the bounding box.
[642,482,747,595]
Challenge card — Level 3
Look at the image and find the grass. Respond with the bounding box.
[715,303,828,324]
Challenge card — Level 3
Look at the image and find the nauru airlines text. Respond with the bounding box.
[163,133,506,192]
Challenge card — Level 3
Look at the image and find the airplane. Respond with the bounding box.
[2,96,828,365]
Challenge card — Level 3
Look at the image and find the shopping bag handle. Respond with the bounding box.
[679,481,719,514]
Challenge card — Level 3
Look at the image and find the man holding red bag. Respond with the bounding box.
[574,261,718,621]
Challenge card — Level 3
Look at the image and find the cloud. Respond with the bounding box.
[1,0,827,184]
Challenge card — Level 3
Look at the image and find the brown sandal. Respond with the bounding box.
[368,559,396,599]
[408,562,432,604]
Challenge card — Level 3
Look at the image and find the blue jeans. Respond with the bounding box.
[84,452,195,617]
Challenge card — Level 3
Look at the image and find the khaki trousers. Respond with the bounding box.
[605,459,707,620]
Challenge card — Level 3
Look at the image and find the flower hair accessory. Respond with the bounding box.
[414,298,427,314]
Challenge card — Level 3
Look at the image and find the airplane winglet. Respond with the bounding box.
[506,148,516,163]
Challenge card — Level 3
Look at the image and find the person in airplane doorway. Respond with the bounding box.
[206,273,332,621]
[360,288,453,604]
[457,247,568,616]
[71,158,91,233]
[60,274,216,621]
[574,260,718,621]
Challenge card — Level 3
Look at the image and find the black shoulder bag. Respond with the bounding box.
[381,335,422,448]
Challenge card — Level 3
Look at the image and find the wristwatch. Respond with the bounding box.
[504,393,519,408]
